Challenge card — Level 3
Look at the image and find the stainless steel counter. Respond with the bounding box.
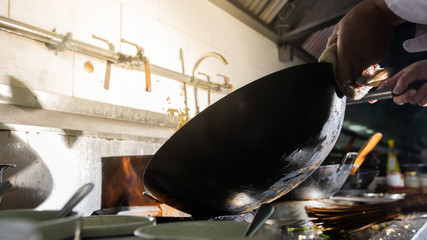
[371,217,427,240]
[273,217,427,239]
[269,200,427,239]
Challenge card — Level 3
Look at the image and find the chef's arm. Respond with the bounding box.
[375,0,405,27]
[327,0,405,86]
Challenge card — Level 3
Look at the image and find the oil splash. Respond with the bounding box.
[166,106,190,130]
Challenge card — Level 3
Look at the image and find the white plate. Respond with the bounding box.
[134,220,281,240]
[82,215,155,239]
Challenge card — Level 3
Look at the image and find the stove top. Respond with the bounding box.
[91,197,427,240]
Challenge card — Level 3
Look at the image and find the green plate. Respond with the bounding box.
[134,220,281,240]
[0,209,80,240]
[82,215,155,238]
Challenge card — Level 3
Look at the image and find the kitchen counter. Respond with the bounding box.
[275,217,427,240]
[370,217,427,240]
[268,199,427,240]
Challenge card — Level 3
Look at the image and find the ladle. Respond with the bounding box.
[243,204,275,238]
[0,181,11,198]
[54,183,94,219]
[0,164,16,205]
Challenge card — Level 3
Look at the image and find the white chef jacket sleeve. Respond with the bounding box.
[385,0,427,24]
[385,0,427,52]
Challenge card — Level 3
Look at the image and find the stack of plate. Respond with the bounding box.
[0,209,80,240]
[81,215,155,239]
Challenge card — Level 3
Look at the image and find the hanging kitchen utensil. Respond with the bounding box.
[121,39,151,92]
[144,58,346,216]
[349,132,383,174]
[92,34,115,90]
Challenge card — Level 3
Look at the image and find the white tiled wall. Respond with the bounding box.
[0,33,74,96]
[10,0,122,50]
[0,0,7,16]
[1,0,295,116]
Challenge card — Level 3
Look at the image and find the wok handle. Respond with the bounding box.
[347,80,427,105]
[350,132,383,175]
[337,152,358,172]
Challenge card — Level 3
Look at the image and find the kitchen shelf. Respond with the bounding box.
[0,84,177,142]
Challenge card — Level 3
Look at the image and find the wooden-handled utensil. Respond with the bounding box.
[349,132,383,175]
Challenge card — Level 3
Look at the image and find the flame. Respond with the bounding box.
[122,156,145,206]
[102,156,158,211]
[101,156,190,217]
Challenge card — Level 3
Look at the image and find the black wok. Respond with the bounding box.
[279,152,358,200]
[143,63,346,216]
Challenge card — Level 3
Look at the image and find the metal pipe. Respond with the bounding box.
[0,15,231,94]
[191,52,228,114]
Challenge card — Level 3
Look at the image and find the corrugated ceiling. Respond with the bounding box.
[210,0,361,62]
[235,0,291,24]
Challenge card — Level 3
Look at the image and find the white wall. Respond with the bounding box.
[1,0,295,117]
[0,0,299,214]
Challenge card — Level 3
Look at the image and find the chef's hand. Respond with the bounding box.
[327,0,404,85]
[377,60,427,106]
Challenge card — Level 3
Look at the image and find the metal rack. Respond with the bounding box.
[0,15,232,94]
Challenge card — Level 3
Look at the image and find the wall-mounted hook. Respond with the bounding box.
[121,39,151,92]
[92,34,115,90]
[217,74,232,89]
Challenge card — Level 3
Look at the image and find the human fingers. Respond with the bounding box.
[393,89,417,105]
[327,33,338,48]
[419,95,427,107]
[377,71,401,90]
[392,68,418,95]
[388,60,427,94]
[409,82,427,105]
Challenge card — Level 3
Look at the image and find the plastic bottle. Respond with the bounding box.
[386,139,405,188]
